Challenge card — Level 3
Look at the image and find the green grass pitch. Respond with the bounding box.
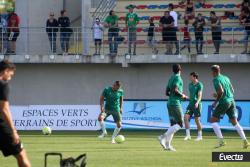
[0,130,250,167]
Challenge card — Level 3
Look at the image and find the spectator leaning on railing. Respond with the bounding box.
[240,8,250,54]
[193,13,205,54]
[125,4,140,56]
[58,10,72,55]
[0,14,7,54]
[104,10,119,56]
[160,11,175,55]
[209,11,222,54]
[180,19,191,54]
[46,12,59,54]
[7,11,20,55]
[147,17,158,55]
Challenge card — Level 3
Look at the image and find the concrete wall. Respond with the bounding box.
[15,0,81,55]
[9,63,250,105]
[65,0,81,25]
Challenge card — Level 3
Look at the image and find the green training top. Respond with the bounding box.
[213,74,234,104]
[102,87,124,112]
[125,12,139,31]
[189,81,203,105]
[167,74,183,106]
[105,15,119,27]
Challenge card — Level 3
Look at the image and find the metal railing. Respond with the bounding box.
[89,25,247,56]
[1,26,248,56]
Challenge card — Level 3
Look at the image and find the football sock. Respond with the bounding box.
[165,124,181,147]
[99,121,106,134]
[234,123,247,140]
[186,129,191,137]
[112,127,121,139]
[198,130,202,137]
[211,122,223,139]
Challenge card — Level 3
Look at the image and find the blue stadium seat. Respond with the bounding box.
[147,5,159,9]
[158,5,168,9]
[229,16,239,20]
[233,27,244,32]
[224,4,236,8]
[140,16,150,20]
[204,28,210,32]
[223,27,233,32]
[189,27,195,32]
[213,4,224,9]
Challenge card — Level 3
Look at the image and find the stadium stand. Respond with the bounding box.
[81,0,244,56]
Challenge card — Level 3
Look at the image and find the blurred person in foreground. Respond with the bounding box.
[0,60,31,167]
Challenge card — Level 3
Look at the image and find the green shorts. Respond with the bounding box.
[212,101,237,119]
[167,104,183,124]
[101,110,122,123]
[185,103,202,117]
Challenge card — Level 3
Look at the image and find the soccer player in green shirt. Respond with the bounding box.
[210,65,249,149]
[125,5,139,55]
[158,64,188,151]
[184,72,203,141]
[98,81,124,144]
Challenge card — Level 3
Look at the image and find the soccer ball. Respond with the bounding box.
[42,126,52,135]
[115,135,125,144]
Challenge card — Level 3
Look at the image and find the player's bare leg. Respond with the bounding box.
[98,43,101,55]
[230,118,249,149]
[184,114,191,140]
[15,149,31,167]
[195,117,202,141]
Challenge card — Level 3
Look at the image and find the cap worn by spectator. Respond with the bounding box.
[126,4,136,9]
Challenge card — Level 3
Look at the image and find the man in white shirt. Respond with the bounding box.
[93,18,104,55]
[169,3,179,55]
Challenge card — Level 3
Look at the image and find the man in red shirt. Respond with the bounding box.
[180,19,191,54]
